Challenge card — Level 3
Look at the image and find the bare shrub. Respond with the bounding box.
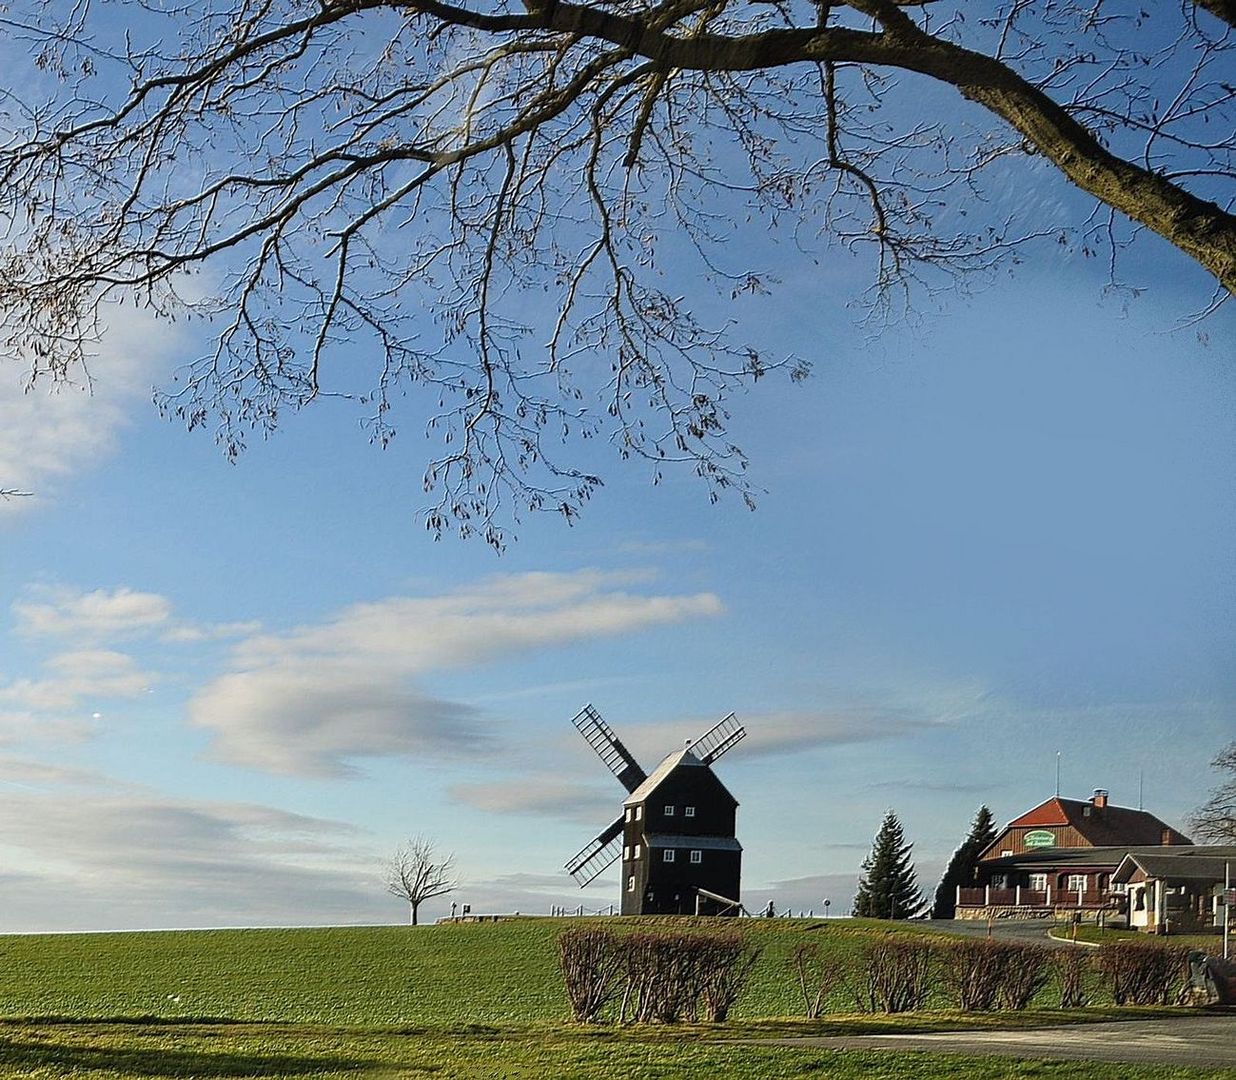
[792,943,845,1019]
[618,931,700,1023]
[614,928,759,1024]
[1097,940,1190,1006]
[697,933,762,1022]
[940,940,1003,1011]
[558,927,621,1022]
[1053,948,1091,1009]
[853,936,936,1014]
[997,944,1051,1010]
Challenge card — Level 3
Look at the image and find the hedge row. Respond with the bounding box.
[560,928,1192,1022]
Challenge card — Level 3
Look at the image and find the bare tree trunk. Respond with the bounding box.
[411,902,419,926]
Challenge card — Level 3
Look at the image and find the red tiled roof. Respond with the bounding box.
[1008,798,1071,828]
[1005,796,1190,847]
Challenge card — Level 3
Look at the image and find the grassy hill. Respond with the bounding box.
[0,918,940,1025]
[0,920,1225,1079]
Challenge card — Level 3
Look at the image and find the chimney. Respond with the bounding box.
[1091,789,1108,810]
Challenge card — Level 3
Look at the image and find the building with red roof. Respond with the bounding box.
[954,789,1197,928]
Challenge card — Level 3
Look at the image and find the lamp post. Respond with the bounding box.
[823,898,831,919]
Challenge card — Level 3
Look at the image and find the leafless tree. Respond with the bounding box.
[0,0,1231,543]
[1189,741,1236,843]
[385,835,459,925]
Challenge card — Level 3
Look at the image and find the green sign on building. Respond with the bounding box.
[1024,829,1056,848]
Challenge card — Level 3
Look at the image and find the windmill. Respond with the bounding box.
[564,704,747,915]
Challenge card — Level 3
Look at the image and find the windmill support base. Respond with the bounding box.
[695,887,744,916]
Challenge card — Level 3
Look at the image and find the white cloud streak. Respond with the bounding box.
[190,571,723,778]
[0,789,386,931]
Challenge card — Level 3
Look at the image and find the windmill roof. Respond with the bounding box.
[624,748,700,804]
[623,747,738,806]
[645,834,743,851]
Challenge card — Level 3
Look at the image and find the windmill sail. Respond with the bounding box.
[564,815,625,887]
[572,704,647,793]
[691,712,746,764]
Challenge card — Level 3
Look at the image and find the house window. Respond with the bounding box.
[664,805,675,816]
[634,806,642,821]
[663,850,675,863]
[690,850,702,864]
[627,876,636,893]
[633,845,641,859]
[685,806,696,817]
[1068,874,1086,891]
[1029,874,1047,891]
[1002,850,1013,857]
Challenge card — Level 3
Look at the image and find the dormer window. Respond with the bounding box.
[664,805,675,817]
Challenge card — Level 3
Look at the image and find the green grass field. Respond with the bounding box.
[0,918,957,1025]
[0,919,1228,1079]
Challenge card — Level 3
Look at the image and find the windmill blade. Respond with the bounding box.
[692,712,746,764]
[572,704,647,793]
[564,816,625,887]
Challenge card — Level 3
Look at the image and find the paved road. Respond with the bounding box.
[917,918,1078,947]
[773,1015,1236,1069]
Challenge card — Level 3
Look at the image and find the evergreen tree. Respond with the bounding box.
[853,811,923,920]
[930,805,998,920]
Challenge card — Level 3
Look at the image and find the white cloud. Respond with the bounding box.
[190,570,724,778]
[0,648,153,712]
[0,788,386,931]
[14,586,173,639]
[13,584,259,645]
[450,778,614,824]
[0,304,178,515]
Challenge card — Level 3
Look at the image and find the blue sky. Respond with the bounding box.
[0,5,1233,929]
[1,251,1230,931]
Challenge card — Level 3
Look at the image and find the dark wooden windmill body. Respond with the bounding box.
[564,705,745,916]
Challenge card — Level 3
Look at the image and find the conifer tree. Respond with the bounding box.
[853,811,923,920]
[930,806,998,920]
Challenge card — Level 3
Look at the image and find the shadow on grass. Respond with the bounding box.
[0,1035,382,1077]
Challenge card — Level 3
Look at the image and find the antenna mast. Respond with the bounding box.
[1055,751,1061,796]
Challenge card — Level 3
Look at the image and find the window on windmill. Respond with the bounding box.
[663,850,675,863]
[627,876,636,893]
[685,806,695,817]
[635,806,643,821]
[664,805,675,816]
[690,850,702,864]
[624,846,630,861]
[625,808,633,822]
[633,844,641,859]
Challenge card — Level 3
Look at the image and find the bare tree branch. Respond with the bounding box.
[1189,741,1236,844]
[0,0,1229,543]
[385,835,459,925]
